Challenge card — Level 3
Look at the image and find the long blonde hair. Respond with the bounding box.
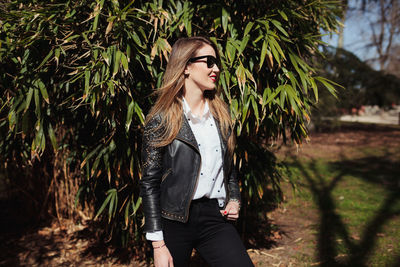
[146,36,235,156]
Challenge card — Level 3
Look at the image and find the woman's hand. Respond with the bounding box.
[153,241,174,267]
[220,200,240,220]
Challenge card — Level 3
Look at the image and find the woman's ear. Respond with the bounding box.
[183,68,190,78]
[184,66,190,77]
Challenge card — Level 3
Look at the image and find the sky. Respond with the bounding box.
[322,0,400,69]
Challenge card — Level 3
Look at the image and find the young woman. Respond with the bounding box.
[140,36,254,267]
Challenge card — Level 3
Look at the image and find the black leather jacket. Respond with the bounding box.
[140,114,241,233]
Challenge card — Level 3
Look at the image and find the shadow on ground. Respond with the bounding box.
[289,148,400,266]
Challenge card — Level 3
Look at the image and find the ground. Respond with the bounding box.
[1,124,399,266]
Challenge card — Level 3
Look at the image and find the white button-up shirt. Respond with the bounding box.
[146,98,226,241]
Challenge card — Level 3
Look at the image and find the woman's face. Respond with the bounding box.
[185,44,220,92]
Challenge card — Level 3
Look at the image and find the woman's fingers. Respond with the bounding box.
[221,202,240,220]
[227,209,239,220]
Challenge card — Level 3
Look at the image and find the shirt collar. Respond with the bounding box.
[182,97,210,121]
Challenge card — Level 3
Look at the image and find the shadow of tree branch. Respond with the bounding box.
[289,148,400,266]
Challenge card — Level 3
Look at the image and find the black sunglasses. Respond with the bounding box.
[188,55,219,68]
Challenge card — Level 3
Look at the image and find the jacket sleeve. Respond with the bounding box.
[227,157,241,203]
[139,115,164,233]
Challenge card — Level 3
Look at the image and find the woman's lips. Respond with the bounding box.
[210,76,216,82]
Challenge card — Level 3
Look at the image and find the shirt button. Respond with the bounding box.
[198,143,201,146]
[218,190,220,192]
[210,124,213,126]
[212,178,215,181]
[201,173,203,175]
[216,149,218,152]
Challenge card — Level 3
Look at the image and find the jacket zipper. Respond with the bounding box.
[175,137,201,222]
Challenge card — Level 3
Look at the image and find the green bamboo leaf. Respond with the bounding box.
[236,63,246,90]
[222,7,228,34]
[278,10,288,21]
[269,36,285,59]
[285,85,300,115]
[108,191,115,220]
[21,112,29,134]
[220,72,229,99]
[35,49,53,70]
[48,123,57,151]
[95,192,113,220]
[271,19,289,37]
[93,49,99,60]
[132,197,142,215]
[238,35,249,55]
[37,80,49,104]
[289,53,301,73]
[8,110,16,130]
[269,39,280,65]
[131,32,143,48]
[82,32,91,46]
[92,0,104,32]
[101,51,110,66]
[309,77,318,102]
[92,154,102,175]
[262,87,270,107]
[298,69,308,93]
[241,97,251,125]
[113,50,122,76]
[124,200,130,227]
[259,39,267,68]
[183,7,192,36]
[126,100,134,130]
[81,144,102,169]
[54,47,60,65]
[24,88,34,112]
[287,71,299,89]
[84,70,90,96]
[109,139,116,152]
[64,9,76,19]
[315,76,338,98]
[107,80,115,96]
[64,34,80,43]
[225,40,236,64]
[250,95,259,122]
[74,186,85,208]
[244,21,254,37]
[113,192,118,216]
[245,68,256,88]
[231,98,239,119]
[120,52,128,72]
[265,85,282,105]
[134,102,145,125]
[34,88,40,117]
[279,86,286,109]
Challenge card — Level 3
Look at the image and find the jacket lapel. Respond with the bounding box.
[176,113,230,158]
[176,114,199,152]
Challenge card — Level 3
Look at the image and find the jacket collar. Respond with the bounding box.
[176,112,229,158]
[176,114,199,151]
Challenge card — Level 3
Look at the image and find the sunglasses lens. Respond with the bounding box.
[207,56,217,68]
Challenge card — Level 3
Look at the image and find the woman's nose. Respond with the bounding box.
[213,64,220,73]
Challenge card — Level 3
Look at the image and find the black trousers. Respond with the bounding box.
[162,198,254,267]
